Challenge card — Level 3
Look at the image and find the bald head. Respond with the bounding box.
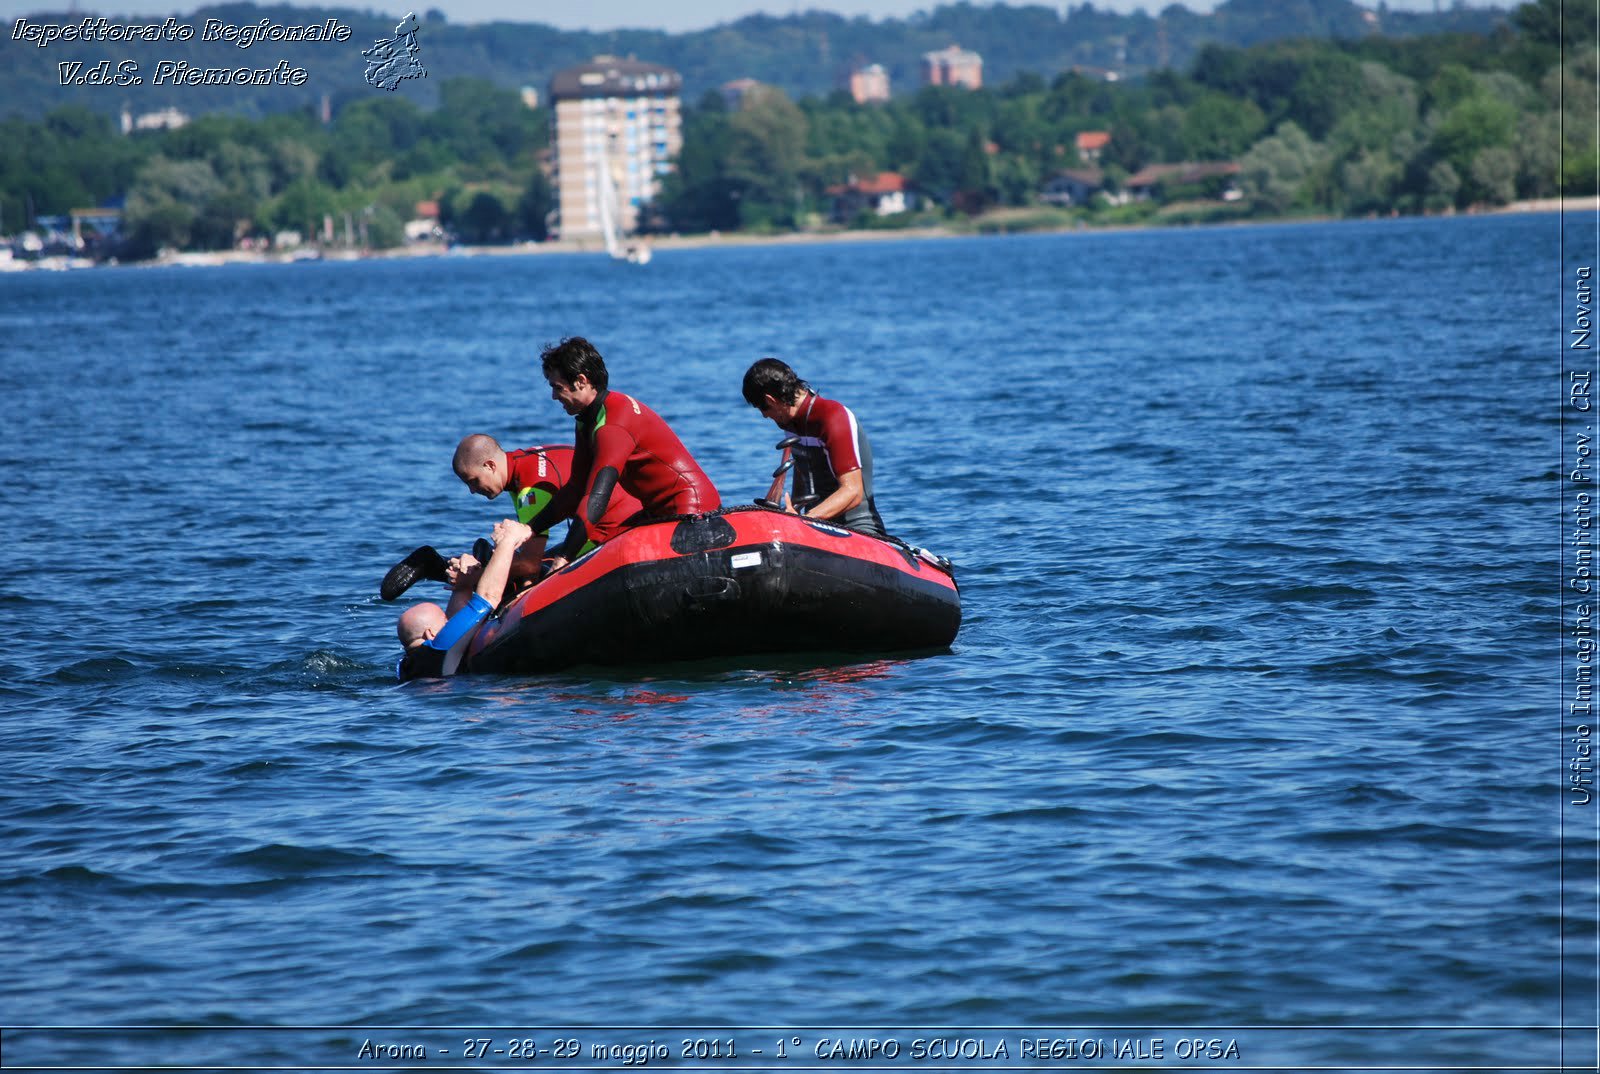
[453,433,501,474]
[453,434,508,498]
[397,602,447,648]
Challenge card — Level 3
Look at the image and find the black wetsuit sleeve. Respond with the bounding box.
[576,423,635,544]
[587,465,620,525]
[549,523,587,563]
[396,646,446,682]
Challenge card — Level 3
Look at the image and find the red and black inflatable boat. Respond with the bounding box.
[463,505,960,673]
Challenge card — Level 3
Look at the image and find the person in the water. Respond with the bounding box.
[524,336,721,571]
[450,434,643,575]
[395,518,530,682]
[741,357,886,538]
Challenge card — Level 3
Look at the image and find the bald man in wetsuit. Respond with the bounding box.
[395,517,530,681]
[525,337,721,570]
[451,434,644,576]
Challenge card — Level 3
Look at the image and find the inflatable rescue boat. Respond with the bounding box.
[463,505,960,673]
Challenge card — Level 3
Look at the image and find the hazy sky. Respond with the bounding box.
[0,0,1483,33]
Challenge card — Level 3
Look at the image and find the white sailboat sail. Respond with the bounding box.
[598,150,650,264]
[597,159,621,260]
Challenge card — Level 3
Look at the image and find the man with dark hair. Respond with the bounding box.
[451,433,643,575]
[540,335,610,397]
[741,357,886,538]
[527,336,721,569]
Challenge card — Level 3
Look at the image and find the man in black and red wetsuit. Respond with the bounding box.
[451,434,644,576]
[741,357,887,538]
[525,337,721,570]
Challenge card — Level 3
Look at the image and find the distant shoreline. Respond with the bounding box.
[289,195,1600,262]
[8,197,1589,273]
[406,196,1598,260]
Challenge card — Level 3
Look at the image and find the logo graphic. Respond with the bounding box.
[362,11,425,91]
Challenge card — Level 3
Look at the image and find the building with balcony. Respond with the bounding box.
[550,56,683,241]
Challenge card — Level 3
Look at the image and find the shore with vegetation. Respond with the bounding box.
[75,193,1580,273]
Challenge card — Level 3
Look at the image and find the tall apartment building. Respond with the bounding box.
[550,57,683,241]
[921,45,983,89]
[849,63,891,104]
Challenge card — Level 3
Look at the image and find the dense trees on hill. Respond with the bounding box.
[0,0,1587,257]
[0,0,1511,122]
[661,0,1580,231]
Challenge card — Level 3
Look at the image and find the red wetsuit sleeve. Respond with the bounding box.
[811,397,863,475]
[597,474,644,533]
[580,422,639,544]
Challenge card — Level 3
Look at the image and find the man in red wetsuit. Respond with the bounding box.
[525,337,721,569]
[451,433,644,577]
[741,357,887,538]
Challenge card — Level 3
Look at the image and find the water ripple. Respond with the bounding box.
[0,215,1567,1063]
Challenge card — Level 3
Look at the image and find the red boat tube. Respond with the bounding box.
[465,505,960,673]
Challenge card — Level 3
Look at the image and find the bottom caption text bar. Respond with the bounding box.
[2,1025,1597,1071]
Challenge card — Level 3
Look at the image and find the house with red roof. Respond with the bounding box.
[1075,130,1111,164]
[827,172,919,222]
[1125,162,1242,202]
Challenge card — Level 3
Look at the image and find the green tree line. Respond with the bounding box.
[0,77,552,256]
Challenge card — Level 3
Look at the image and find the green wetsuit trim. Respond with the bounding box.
[556,395,610,558]
[515,485,554,534]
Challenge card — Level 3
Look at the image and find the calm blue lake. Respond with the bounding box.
[0,213,1588,1069]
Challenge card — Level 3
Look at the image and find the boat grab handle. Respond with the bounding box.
[683,576,740,609]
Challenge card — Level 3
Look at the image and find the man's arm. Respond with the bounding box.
[524,436,590,536]
[799,466,864,522]
[524,482,579,538]
[580,424,637,543]
[474,518,532,607]
[509,534,549,580]
[546,426,634,568]
[544,523,589,568]
[439,518,533,617]
[797,398,868,522]
[421,519,532,676]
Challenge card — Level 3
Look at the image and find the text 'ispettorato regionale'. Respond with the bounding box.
[12,16,353,87]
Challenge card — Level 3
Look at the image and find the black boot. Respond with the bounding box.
[379,545,449,601]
